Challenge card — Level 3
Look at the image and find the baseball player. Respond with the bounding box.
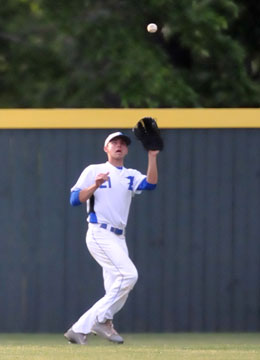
[64,131,159,345]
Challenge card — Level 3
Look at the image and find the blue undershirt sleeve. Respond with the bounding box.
[70,189,82,206]
[137,178,157,191]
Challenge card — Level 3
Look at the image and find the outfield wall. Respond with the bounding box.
[0,109,260,332]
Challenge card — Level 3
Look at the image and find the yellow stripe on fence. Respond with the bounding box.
[0,108,259,129]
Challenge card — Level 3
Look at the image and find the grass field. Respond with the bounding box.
[0,333,260,360]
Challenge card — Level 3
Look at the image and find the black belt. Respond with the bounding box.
[100,223,124,236]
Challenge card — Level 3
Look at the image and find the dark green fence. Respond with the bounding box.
[0,129,260,332]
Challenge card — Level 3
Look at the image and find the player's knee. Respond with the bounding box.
[126,268,138,289]
[133,268,138,284]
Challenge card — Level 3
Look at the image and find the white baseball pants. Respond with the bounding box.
[72,223,138,334]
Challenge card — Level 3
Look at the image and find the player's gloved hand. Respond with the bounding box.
[148,150,160,157]
[133,117,164,151]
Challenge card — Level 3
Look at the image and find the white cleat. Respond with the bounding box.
[64,328,87,345]
[91,320,124,344]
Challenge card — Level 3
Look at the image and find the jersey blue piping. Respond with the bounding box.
[70,190,81,206]
[137,178,157,191]
[89,212,98,223]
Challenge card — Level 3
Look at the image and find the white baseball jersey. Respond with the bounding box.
[71,161,146,229]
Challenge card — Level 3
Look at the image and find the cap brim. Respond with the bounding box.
[117,135,131,146]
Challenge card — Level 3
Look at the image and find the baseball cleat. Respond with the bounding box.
[91,320,124,344]
[64,328,87,345]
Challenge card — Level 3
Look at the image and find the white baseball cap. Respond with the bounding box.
[104,132,131,147]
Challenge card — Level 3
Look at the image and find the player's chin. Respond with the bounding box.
[113,153,125,161]
[114,151,123,157]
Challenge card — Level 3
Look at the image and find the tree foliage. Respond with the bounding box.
[0,0,259,107]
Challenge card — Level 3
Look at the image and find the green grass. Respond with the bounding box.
[0,333,260,360]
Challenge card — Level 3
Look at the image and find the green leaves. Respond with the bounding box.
[0,0,259,108]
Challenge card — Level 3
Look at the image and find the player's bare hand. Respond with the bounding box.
[95,172,109,187]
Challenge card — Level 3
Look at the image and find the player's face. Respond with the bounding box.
[104,137,128,161]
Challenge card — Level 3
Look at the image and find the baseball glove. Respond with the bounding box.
[133,117,164,151]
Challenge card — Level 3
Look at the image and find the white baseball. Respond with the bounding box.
[147,23,158,33]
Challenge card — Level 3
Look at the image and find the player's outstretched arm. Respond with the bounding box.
[146,150,159,184]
